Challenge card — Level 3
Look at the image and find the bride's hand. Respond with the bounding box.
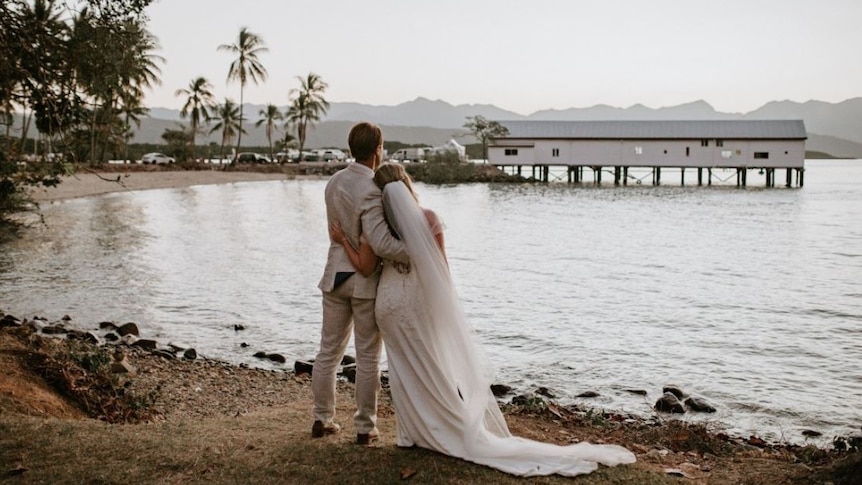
[329,223,346,245]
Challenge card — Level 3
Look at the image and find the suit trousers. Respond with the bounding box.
[312,276,382,434]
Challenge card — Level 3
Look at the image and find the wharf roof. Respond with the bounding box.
[494,120,807,140]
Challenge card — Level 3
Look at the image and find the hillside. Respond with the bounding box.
[8,97,862,156]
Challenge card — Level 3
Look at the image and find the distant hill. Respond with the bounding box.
[9,96,862,157]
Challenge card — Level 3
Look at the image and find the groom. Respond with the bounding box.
[312,122,408,444]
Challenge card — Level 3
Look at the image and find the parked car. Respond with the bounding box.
[142,152,175,164]
[318,149,347,162]
[234,152,271,163]
[275,150,300,163]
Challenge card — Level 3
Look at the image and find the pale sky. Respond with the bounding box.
[144,0,862,115]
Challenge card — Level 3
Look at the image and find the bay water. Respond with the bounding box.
[2,160,860,445]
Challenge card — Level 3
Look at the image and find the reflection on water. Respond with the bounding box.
[2,161,861,445]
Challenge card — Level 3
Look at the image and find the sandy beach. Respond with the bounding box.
[28,170,297,202]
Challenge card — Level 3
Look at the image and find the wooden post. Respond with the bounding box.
[698,167,703,186]
[656,167,662,185]
[543,165,549,183]
[574,166,580,183]
[742,168,747,186]
[596,166,602,184]
[681,168,685,186]
[623,167,629,186]
[614,166,621,185]
[708,168,712,186]
[786,168,792,187]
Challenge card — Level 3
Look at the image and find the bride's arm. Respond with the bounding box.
[329,223,379,277]
[424,209,447,264]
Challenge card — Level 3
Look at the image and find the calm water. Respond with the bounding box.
[2,160,860,445]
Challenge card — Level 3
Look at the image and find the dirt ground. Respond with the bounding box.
[1,323,858,484]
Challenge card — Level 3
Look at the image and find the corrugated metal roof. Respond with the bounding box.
[494,120,807,140]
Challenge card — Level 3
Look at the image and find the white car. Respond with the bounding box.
[142,152,175,164]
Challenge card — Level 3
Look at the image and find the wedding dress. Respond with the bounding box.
[375,182,636,477]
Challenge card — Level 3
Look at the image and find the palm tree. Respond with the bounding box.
[255,104,282,162]
[175,77,215,161]
[209,98,244,163]
[217,27,268,156]
[285,72,329,160]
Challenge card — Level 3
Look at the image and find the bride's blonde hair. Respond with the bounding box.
[374,163,418,202]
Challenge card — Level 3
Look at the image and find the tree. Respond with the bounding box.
[463,115,509,162]
[0,0,158,220]
[255,104,282,162]
[285,72,329,160]
[209,98,244,163]
[175,76,215,161]
[218,27,267,156]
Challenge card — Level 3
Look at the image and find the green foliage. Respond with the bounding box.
[463,115,509,161]
[405,151,475,184]
[0,0,159,220]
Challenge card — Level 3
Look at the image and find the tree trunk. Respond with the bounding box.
[235,86,244,158]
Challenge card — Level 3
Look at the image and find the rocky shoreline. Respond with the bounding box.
[2,310,861,484]
[0,311,842,444]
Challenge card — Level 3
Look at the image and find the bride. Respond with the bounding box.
[329,163,636,477]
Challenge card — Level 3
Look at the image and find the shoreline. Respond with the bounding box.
[1,320,859,484]
[28,169,306,203]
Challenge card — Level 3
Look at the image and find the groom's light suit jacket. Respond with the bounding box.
[318,162,408,298]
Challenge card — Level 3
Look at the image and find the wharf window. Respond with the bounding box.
[721,150,733,159]
[552,148,560,157]
[700,139,709,147]
[634,146,643,155]
[754,152,769,159]
[716,140,724,147]
[504,149,518,156]
[686,147,690,157]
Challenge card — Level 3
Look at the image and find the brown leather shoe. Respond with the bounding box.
[311,420,341,438]
[356,428,379,445]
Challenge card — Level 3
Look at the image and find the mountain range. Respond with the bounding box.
[137,97,862,158]
[13,97,862,158]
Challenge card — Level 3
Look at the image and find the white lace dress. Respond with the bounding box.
[375,182,636,477]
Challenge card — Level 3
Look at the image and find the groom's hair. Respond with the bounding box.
[348,122,382,162]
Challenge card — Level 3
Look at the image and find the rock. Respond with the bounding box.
[294,360,314,375]
[240,342,249,348]
[340,363,357,383]
[117,322,139,337]
[340,355,356,365]
[98,321,118,330]
[511,393,542,406]
[801,429,822,437]
[576,391,600,398]
[131,339,158,350]
[625,389,648,396]
[103,332,119,342]
[253,351,268,359]
[490,384,513,397]
[655,392,686,413]
[0,314,22,327]
[234,324,245,331]
[67,330,100,345]
[267,353,286,364]
[153,349,176,360]
[536,386,557,398]
[41,325,68,335]
[684,396,716,413]
[61,315,72,321]
[183,348,197,360]
[662,385,686,400]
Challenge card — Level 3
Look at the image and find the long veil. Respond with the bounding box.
[383,182,636,477]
